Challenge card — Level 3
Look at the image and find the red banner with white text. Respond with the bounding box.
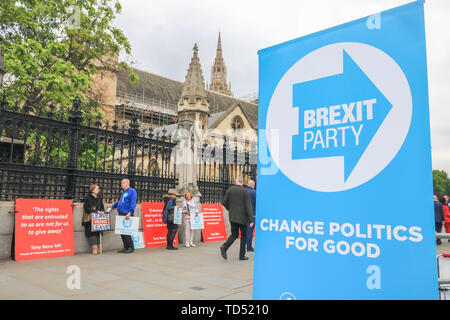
[15,199,74,261]
[141,202,178,248]
[201,203,228,242]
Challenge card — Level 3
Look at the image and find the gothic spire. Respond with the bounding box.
[178,43,210,133]
[180,43,207,103]
[216,31,222,58]
[209,32,232,96]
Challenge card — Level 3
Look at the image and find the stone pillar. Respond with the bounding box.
[174,43,210,244]
[174,116,202,244]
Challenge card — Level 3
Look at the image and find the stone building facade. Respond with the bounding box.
[95,34,258,183]
[94,33,257,144]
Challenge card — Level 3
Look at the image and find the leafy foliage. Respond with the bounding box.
[0,0,140,169]
[0,0,138,119]
[433,170,450,197]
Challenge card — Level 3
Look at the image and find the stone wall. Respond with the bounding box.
[0,202,231,261]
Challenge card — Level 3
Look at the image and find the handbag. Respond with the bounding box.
[82,204,94,227]
[82,196,101,226]
[167,210,174,224]
[81,212,91,227]
[185,200,190,218]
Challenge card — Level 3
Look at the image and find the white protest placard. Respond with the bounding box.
[115,216,139,235]
[174,207,182,225]
[132,232,145,249]
[91,213,111,232]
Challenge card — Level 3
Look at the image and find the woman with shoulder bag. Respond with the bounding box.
[163,189,178,250]
[182,191,199,247]
[83,184,105,255]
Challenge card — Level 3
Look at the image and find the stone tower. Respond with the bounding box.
[209,32,232,96]
[90,55,118,123]
[178,43,210,134]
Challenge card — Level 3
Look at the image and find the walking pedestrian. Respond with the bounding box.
[163,188,178,250]
[83,184,105,255]
[109,179,137,254]
[245,180,256,252]
[434,194,445,245]
[181,191,200,247]
[220,177,254,261]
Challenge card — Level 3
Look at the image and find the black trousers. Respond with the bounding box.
[119,212,134,250]
[84,221,101,246]
[223,222,247,258]
[166,223,178,247]
[121,234,134,250]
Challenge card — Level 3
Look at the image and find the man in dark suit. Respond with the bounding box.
[220,177,254,261]
[434,194,445,245]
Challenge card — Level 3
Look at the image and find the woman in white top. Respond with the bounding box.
[181,192,199,247]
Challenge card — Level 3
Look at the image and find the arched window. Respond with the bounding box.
[148,159,159,176]
[231,116,244,131]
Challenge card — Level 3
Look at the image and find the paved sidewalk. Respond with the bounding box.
[0,241,254,300]
[436,239,450,256]
[2,239,447,300]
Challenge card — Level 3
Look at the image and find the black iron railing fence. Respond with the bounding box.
[197,142,257,203]
[0,95,177,202]
[0,94,257,204]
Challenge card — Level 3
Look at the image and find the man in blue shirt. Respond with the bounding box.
[110,179,137,253]
[245,180,256,252]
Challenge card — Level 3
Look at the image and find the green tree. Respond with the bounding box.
[433,170,450,197]
[0,0,138,118]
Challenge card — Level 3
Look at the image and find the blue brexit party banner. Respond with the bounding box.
[254,1,437,299]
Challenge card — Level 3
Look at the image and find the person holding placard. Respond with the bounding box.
[109,179,137,254]
[83,184,105,255]
[163,189,178,250]
[181,191,200,248]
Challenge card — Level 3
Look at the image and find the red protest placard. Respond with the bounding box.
[15,199,74,261]
[141,202,178,248]
[92,217,109,226]
[201,203,228,242]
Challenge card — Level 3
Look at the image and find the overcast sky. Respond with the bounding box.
[115,0,450,173]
